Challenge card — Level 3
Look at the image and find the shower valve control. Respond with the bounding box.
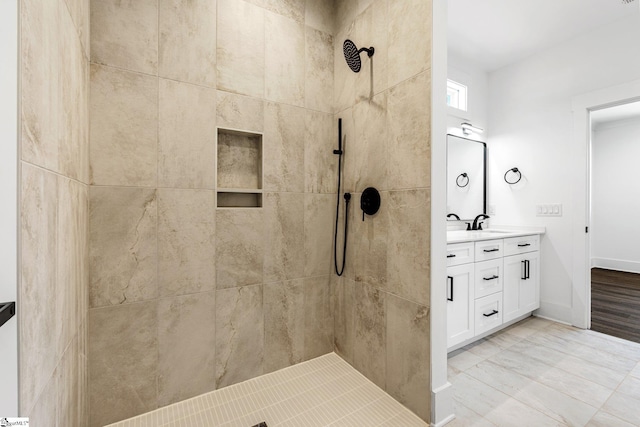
[360,187,381,221]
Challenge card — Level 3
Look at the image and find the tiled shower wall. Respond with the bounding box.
[19,0,90,425]
[88,1,336,426]
[332,0,432,421]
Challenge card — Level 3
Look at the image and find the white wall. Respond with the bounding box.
[487,14,640,323]
[0,0,19,416]
[447,53,489,137]
[591,117,640,273]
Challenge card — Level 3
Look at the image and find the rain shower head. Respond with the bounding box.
[343,39,375,73]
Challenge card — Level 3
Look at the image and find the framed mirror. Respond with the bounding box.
[446,134,486,220]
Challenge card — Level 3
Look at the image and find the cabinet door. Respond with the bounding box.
[447,263,475,348]
[503,252,540,323]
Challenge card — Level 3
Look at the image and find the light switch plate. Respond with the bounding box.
[536,203,562,217]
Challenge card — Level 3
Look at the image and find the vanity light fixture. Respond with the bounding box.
[461,122,484,136]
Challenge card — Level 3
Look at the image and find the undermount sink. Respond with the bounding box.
[447,229,518,242]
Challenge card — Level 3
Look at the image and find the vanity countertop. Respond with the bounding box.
[447,227,545,244]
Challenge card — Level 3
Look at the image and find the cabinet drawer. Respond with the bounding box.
[475,239,504,262]
[475,293,503,335]
[475,258,503,298]
[504,235,539,256]
[447,242,474,266]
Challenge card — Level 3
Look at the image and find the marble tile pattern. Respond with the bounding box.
[86,0,432,425]
[158,79,216,189]
[448,316,640,427]
[90,0,158,74]
[89,186,158,307]
[333,1,432,422]
[89,301,159,427]
[159,0,217,87]
[263,102,305,192]
[216,131,262,189]
[89,64,158,187]
[106,353,428,427]
[20,0,90,424]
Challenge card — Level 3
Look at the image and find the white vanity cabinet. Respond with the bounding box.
[503,235,540,323]
[446,243,475,348]
[446,232,541,351]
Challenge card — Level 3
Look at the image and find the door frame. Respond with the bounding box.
[571,79,640,329]
[0,0,20,416]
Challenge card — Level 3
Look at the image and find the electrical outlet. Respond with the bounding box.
[536,204,562,217]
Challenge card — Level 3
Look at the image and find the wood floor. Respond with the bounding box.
[591,267,640,343]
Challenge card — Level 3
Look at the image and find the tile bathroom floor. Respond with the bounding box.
[447,316,640,426]
[106,353,427,427]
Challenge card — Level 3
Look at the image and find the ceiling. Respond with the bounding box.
[591,101,640,127]
[448,0,639,72]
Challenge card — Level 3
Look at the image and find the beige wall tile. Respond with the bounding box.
[158,292,216,407]
[90,0,158,74]
[387,189,430,306]
[217,0,265,97]
[20,164,59,414]
[90,64,158,187]
[159,0,216,86]
[89,187,158,307]
[352,190,388,290]
[216,131,262,189]
[216,91,265,132]
[21,0,60,173]
[158,79,216,189]
[304,193,335,277]
[304,275,333,360]
[216,209,264,289]
[265,12,305,106]
[215,285,264,388]
[89,301,158,427]
[57,178,86,358]
[22,0,88,182]
[387,0,431,87]
[386,71,431,190]
[349,92,388,191]
[334,108,356,194]
[305,27,334,113]
[264,193,305,282]
[246,0,305,23]
[386,294,430,421]
[305,0,335,34]
[353,282,386,389]
[28,370,58,426]
[332,276,355,364]
[56,335,80,427]
[264,280,305,373]
[355,0,388,99]
[304,110,336,194]
[158,189,216,297]
[263,102,305,192]
[63,0,90,57]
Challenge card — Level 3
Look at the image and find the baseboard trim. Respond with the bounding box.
[591,258,640,275]
[431,382,454,427]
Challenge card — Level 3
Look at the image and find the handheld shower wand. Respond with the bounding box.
[334,118,350,276]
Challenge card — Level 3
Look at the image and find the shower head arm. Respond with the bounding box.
[357,46,375,57]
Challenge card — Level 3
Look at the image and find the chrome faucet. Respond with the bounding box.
[467,214,490,231]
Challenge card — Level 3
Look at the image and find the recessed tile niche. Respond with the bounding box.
[216,127,263,208]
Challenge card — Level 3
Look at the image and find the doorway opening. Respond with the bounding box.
[589,101,640,343]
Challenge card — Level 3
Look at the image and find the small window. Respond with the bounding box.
[447,79,467,111]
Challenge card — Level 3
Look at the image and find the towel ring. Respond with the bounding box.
[504,167,522,185]
[456,173,469,188]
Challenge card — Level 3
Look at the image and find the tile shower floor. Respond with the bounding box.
[106,353,427,427]
[448,316,640,426]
